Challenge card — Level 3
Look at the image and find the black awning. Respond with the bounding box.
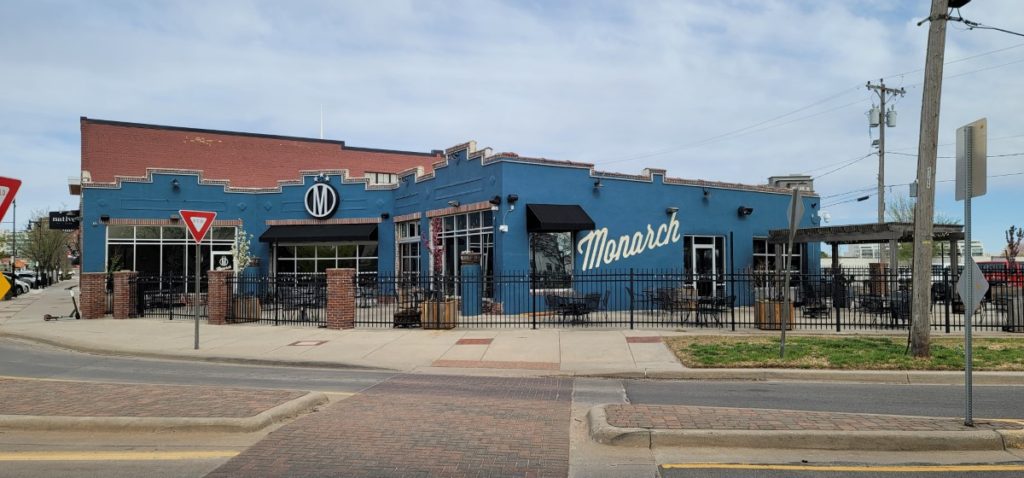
[259,223,378,243]
[525,204,595,233]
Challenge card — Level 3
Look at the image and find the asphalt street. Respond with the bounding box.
[659,467,1024,478]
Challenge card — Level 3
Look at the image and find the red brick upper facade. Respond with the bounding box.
[81,117,441,189]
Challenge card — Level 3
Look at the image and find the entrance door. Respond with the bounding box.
[692,243,717,297]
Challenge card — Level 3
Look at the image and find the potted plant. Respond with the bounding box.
[231,227,261,320]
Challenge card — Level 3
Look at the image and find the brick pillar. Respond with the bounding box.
[112,271,138,320]
[79,273,107,319]
[207,270,232,325]
[326,268,355,330]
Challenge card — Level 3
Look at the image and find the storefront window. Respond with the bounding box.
[435,210,494,296]
[752,238,803,274]
[273,242,378,277]
[396,221,420,280]
[530,232,573,289]
[105,225,234,277]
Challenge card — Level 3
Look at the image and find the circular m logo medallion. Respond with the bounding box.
[305,183,339,218]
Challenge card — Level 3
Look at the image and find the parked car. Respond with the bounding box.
[977,261,1024,288]
[16,272,41,288]
[2,273,31,296]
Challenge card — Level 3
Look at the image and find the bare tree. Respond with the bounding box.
[1007,225,1023,265]
[22,212,72,283]
[887,194,960,262]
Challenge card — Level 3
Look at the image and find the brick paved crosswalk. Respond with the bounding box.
[206,375,572,478]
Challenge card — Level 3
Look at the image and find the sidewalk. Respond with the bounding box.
[588,403,1024,451]
[3,280,1024,385]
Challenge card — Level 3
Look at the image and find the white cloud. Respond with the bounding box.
[0,0,1021,251]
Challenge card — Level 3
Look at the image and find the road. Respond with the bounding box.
[1,338,1023,477]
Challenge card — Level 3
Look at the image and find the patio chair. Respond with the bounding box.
[801,282,829,318]
[625,287,654,312]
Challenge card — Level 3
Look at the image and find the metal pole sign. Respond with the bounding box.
[0,177,22,301]
[780,188,803,358]
[0,177,20,223]
[179,210,217,350]
[955,118,987,426]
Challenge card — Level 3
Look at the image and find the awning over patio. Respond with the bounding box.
[525,204,595,233]
[258,223,378,243]
[767,222,964,245]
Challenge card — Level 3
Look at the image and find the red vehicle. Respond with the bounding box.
[977,260,1024,287]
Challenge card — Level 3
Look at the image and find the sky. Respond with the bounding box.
[1,0,1022,255]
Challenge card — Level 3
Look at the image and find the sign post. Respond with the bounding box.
[179,210,217,350]
[781,188,803,358]
[955,118,987,426]
[0,177,22,301]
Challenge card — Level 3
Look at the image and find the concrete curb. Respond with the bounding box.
[0,391,329,433]
[587,405,1012,452]
[580,368,1024,385]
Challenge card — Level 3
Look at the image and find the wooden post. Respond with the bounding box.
[910,0,950,358]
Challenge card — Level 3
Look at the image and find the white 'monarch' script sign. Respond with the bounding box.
[577,212,681,271]
[305,182,339,219]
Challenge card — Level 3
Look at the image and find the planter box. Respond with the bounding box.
[421,299,458,329]
[755,300,794,330]
[232,297,261,322]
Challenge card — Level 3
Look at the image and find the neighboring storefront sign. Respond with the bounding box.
[304,177,339,219]
[48,210,80,230]
[576,212,682,271]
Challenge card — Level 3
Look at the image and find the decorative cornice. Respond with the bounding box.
[108,218,242,226]
[393,212,422,223]
[82,168,398,194]
[265,218,381,226]
[426,201,494,218]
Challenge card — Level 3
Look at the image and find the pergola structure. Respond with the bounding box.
[768,222,966,272]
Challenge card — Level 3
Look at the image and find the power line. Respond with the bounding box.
[592,91,864,166]
[821,171,1024,208]
[811,152,876,180]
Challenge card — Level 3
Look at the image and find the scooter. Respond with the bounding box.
[43,286,81,321]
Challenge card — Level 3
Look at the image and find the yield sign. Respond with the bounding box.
[179,210,217,244]
[0,176,22,223]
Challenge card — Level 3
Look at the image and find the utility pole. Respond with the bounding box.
[910,0,952,358]
[866,80,906,227]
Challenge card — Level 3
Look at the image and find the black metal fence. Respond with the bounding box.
[132,275,207,320]
[104,275,114,315]
[354,267,1024,332]
[226,273,327,327]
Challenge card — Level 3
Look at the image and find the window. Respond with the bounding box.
[530,232,573,289]
[434,211,494,296]
[274,242,378,278]
[752,238,803,273]
[397,221,420,280]
[365,172,398,186]
[106,225,234,277]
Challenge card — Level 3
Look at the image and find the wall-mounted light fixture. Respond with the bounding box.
[665,207,678,215]
[506,194,519,204]
[488,195,502,206]
[447,200,460,208]
[100,214,110,223]
[737,206,754,217]
[703,187,711,198]
[593,178,603,190]
[171,178,180,190]
[169,213,180,222]
[380,212,390,220]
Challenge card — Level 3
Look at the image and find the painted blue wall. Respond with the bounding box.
[81,147,820,292]
[81,173,395,274]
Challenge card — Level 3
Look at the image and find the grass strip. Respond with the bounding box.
[664,336,1024,370]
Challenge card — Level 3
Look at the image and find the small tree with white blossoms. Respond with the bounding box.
[232,226,255,272]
